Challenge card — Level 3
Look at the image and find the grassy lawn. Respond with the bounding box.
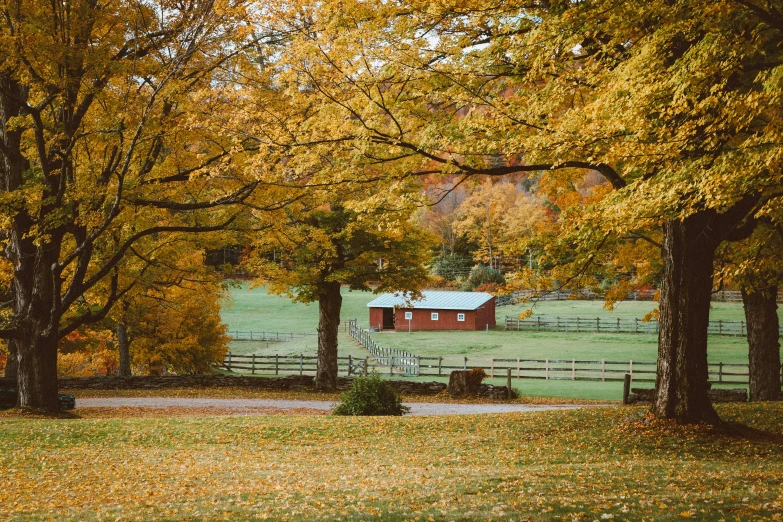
[2,404,782,520]
[222,284,771,333]
[371,330,752,364]
[219,285,777,401]
[499,299,770,322]
[222,283,372,333]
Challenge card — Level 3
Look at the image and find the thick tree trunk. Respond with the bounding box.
[4,339,18,381]
[117,322,132,377]
[742,285,781,401]
[654,216,721,424]
[315,282,342,391]
[16,327,60,411]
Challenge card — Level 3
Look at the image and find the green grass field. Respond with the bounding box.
[222,284,772,331]
[3,404,783,520]
[220,285,779,400]
[221,284,767,366]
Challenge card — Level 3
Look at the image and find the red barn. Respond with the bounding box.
[367,291,496,331]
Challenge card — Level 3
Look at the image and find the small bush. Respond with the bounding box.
[332,373,410,416]
[461,264,505,291]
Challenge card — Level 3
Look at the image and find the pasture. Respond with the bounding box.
[220,285,777,401]
[2,403,783,520]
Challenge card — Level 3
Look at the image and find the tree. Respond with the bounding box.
[262,0,783,423]
[110,242,231,376]
[244,191,433,391]
[717,224,783,401]
[0,0,260,411]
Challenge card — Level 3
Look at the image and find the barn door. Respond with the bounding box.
[382,308,395,330]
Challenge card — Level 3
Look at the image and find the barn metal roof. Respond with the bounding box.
[366,291,494,311]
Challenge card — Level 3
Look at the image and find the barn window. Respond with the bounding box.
[404,311,412,320]
[431,312,439,321]
[457,313,465,321]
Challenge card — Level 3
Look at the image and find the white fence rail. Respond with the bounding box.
[219,353,771,385]
[496,289,782,306]
[229,330,318,341]
[504,316,783,338]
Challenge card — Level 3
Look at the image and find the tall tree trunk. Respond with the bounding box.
[117,322,132,377]
[16,329,60,411]
[4,339,18,381]
[742,285,781,401]
[654,215,721,425]
[13,243,63,411]
[315,281,342,391]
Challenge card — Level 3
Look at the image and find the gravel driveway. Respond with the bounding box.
[76,397,608,416]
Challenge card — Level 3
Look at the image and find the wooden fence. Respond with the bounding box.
[220,353,367,375]
[503,316,783,338]
[348,319,419,374]
[219,352,765,385]
[229,330,318,341]
[497,289,782,305]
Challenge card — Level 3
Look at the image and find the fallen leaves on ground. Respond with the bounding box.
[61,386,612,405]
[1,404,782,520]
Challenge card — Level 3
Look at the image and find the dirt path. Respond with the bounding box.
[76,397,610,416]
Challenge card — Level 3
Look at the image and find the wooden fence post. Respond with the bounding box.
[390,357,394,376]
[348,354,352,376]
[601,360,605,382]
[623,374,632,405]
[364,356,368,376]
[251,353,256,375]
[571,359,576,380]
[275,354,279,375]
[506,368,512,399]
[517,358,520,378]
[545,359,549,380]
[227,352,232,372]
[718,362,723,383]
[490,358,495,378]
[438,356,442,376]
[300,354,304,376]
[596,317,600,332]
[464,357,467,370]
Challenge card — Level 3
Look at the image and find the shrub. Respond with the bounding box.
[332,373,410,416]
[461,264,505,291]
[430,253,473,281]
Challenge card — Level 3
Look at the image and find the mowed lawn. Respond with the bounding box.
[219,285,781,400]
[222,284,773,332]
[2,404,783,521]
[221,284,767,366]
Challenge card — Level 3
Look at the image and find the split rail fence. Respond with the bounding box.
[497,289,783,305]
[213,319,764,385]
[219,352,765,385]
[503,316,783,338]
[229,330,317,341]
